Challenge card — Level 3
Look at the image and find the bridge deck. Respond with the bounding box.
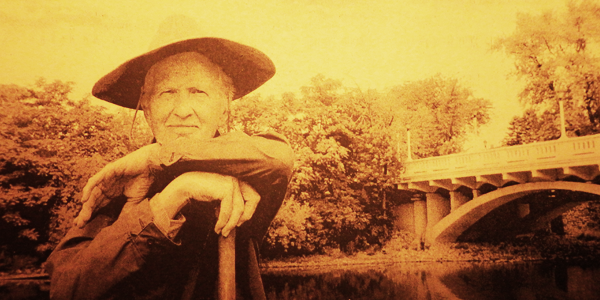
[399,134,600,185]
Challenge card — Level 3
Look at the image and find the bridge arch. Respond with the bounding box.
[426,181,600,244]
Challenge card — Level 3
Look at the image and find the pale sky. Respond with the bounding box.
[0,0,568,149]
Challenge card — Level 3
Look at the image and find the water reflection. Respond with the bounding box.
[2,262,600,299]
[262,261,600,300]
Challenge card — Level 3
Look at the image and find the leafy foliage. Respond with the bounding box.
[386,74,492,158]
[1,72,492,265]
[0,80,148,270]
[232,75,399,256]
[564,200,600,238]
[503,108,562,146]
[493,0,600,136]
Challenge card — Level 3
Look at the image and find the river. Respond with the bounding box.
[261,261,600,299]
[2,261,600,299]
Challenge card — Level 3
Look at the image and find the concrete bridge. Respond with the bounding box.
[396,133,600,246]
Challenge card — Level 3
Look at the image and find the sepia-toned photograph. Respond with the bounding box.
[1,0,600,299]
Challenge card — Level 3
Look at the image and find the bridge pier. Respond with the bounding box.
[450,190,468,212]
[412,197,427,249]
[427,192,450,230]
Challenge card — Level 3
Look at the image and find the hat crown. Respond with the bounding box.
[149,15,203,51]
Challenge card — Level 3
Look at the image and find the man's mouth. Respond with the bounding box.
[167,125,200,134]
[167,124,199,128]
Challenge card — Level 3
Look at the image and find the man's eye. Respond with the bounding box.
[189,88,206,95]
[160,89,176,95]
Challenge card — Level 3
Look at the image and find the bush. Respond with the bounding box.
[263,198,325,257]
[0,80,149,271]
[564,200,600,238]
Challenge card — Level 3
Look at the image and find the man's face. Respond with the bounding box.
[142,52,231,144]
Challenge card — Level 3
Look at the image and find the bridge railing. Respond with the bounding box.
[401,134,600,182]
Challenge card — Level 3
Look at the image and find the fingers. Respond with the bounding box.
[77,167,108,228]
[74,186,104,228]
[214,178,233,235]
[81,171,103,204]
[224,178,244,237]
[237,181,260,227]
[74,205,92,228]
[81,161,118,203]
[215,178,244,237]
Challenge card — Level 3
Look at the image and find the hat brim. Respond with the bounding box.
[92,38,275,109]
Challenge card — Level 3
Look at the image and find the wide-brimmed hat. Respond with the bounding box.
[92,37,275,109]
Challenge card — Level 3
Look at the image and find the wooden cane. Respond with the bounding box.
[218,228,236,300]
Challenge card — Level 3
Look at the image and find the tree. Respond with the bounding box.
[0,80,145,270]
[386,74,491,158]
[231,74,399,256]
[503,109,561,146]
[493,0,600,136]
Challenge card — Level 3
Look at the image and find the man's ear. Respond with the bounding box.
[141,98,154,128]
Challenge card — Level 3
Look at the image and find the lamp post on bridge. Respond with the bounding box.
[406,127,413,162]
[556,80,568,140]
[559,100,568,140]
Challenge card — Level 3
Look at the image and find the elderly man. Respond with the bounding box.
[46,38,294,299]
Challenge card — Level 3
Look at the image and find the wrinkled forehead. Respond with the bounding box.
[144,52,229,90]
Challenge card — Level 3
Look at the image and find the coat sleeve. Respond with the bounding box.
[158,131,294,192]
[157,130,295,241]
[45,199,178,299]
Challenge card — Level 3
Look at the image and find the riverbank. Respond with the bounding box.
[2,233,600,279]
[260,233,600,271]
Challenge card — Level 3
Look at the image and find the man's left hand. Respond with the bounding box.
[149,172,261,237]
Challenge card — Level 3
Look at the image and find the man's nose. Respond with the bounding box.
[171,92,195,119]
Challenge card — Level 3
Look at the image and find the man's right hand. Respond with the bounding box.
[74,143,163,228]
[149,172,261,237]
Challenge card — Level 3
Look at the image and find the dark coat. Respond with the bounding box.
[46,131,294,299]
